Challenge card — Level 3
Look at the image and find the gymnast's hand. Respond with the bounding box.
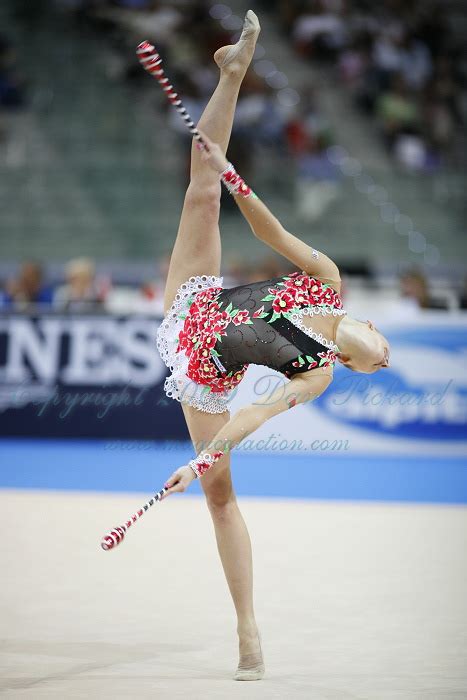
[163,465,196,498]
[196,129,229,174]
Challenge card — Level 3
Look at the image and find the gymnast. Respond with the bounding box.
[152,11,389,680]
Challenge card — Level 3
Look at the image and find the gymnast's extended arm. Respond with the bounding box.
[197,129,341,289]
[163,369,332,495]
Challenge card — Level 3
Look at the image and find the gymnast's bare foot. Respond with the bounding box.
[214,10,260,78]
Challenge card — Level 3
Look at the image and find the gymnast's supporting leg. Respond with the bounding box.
[162,12,263,678]
[182,404,263,675]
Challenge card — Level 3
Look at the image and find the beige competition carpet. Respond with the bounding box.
[1,489,466,700]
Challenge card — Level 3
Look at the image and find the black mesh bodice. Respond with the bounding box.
[210,275,342,378]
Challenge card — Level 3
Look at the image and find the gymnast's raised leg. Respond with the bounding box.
[162,12,264,681]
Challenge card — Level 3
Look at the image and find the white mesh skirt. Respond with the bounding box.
[156,274,237,414]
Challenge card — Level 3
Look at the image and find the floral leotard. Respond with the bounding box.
[175,271,346,398]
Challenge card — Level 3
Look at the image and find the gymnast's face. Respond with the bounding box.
[338,321,390,374]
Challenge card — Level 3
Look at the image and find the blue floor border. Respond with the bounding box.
[1,439,466,505]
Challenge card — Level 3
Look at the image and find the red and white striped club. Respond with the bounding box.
[136,41,206,148]
[101,486,168,551]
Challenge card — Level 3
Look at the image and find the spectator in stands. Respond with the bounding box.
[397,31,432,92]
[422,54,461,154]
[0,280,10,308]
[113,0,155,7]
[372,27,432,93]
[296,132,341,221]
[234,75,286,149]
[286,87,340,220]
[95,0,183,47]
[399,268,448,310]
[244,254,287,283]
[222,253,251,287]
[292,1,346,61]
[54,257,107,311]
[0,33,26,143]
[0,33,25,111]
[3,261,53,309]
[338,31,373,90]
[459,277,467,311]
[376,73,420,150]
[136,278,165,314]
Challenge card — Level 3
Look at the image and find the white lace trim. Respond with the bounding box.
[286,305,346,352]
[156,274,234,414]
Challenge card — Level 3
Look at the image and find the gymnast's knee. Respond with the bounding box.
[205,486,237,519]
[185,182,221,218]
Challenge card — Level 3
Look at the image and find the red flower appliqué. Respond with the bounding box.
[176,286,248,394]
[308,280,323,300]
[211,310,231,334]
[317,350,338,367]
[207,369,247,393]
[285,285,309,306]
[232,309,250,326]
[272,290,296,314]
[320,287,342,307]
[284,274,312,293]
[266,274,342,318]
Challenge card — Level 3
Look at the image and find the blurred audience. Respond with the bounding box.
[459,278,467,311]
[244,254,289,283]
[3,261,53,309]
[286,87,341,220]
[277,0,465,170]
[0,34,25,109]
[0,32,26,142]
[376,74,420,148]
[1,258,466,313]
[399,268,448,310]
[48,0,465,199]
[0,1,464,314]
[53,257,108,311]
[53,0,298,191]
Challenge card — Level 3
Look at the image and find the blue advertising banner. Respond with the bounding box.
[228,313,467,456]
[1,312,466,451]
[0,314,187,440]
[315,325,466,442]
